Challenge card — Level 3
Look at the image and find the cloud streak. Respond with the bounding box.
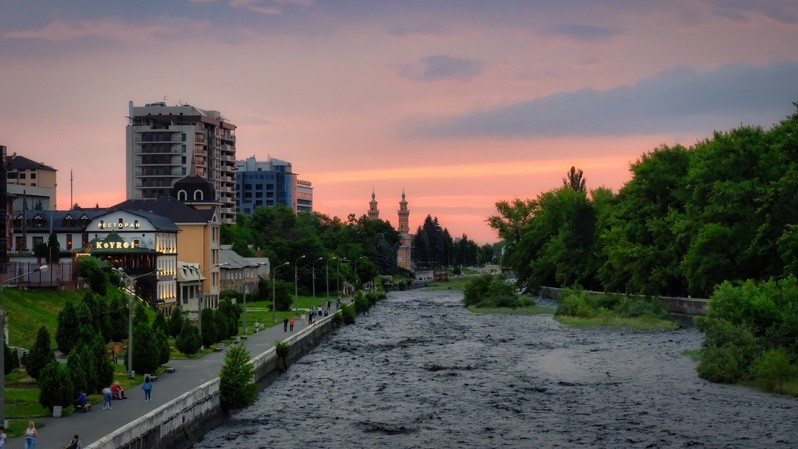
[397,55,483,82]
[408,62,798,138]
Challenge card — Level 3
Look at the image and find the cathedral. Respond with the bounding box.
[368,190,412,271]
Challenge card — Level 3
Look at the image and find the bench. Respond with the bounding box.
[164,367,176,374]
[74,402,92,413]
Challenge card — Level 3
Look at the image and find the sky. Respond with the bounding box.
[2,1,797,244]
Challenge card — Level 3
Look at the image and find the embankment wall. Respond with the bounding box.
[86,316,339,449]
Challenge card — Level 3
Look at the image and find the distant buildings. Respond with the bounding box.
[6,153,57,211]
[367,191,413,270]
[235,155,313,214]
[125,101,237,224]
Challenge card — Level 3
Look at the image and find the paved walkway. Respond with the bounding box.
[8,307,335,449]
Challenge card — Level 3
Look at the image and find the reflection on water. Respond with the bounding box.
[195,290,797,448]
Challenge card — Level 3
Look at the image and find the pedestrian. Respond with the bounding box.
[142,375,153,402]
[289,317,295,331]
[24,421,37,449]
[283,318,289,332]
[102,385,113,410]
[64,433,82,449]
[308,310,313,325]
[0,425,6,449]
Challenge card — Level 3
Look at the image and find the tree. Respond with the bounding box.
[26,326,55,380]
[562,166,586,192]
[200,308,218,348]
[175,322,201,356]
[4,341,19,374]
[67,343,90,396]
[219,344,258,410]
[47,231,61,263]
[56,300,80,355]
[132,321,161,375]
[168,307,185,338]
[37,361,74,411]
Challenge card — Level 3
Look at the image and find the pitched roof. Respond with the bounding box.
[6,154,56,172]
[112,197,215,224]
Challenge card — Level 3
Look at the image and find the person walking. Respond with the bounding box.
[289,317,295,331]
[0,425,6,449]
[102,385,113,410]
[283,318,289,332]
[142,375,153,402]
[24,421,37,449]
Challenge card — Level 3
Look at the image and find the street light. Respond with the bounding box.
[1,265,48,427]
[312,257,323,299]
[242,284,250,335]
[272,262,289,324]
[326,256,338,300]
[355,256,367,290]
[294,255,306,308]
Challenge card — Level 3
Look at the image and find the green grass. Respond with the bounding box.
[1,287,86,348]
[421,277,471,291]
[467,304,555,315]
[682,349,702,362]
[554,314,681,331]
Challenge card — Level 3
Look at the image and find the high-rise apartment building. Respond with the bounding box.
[235,155,313,214]
[125,101,237,223]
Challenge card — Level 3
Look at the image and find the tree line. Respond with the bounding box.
[490,105,798,298]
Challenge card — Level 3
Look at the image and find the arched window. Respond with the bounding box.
[193,189,204,201]
[177,190,187,201]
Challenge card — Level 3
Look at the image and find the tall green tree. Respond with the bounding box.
[562,166,586,192]
[26,326,55,380]
[38,361,74,411]
[219,344,257,410]
[56,300,80,355]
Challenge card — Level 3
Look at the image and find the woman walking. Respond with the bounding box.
[142,375,153,402]
[24,421,37,449]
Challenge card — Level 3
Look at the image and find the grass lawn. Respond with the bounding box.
[467,304,555,315]
[554,314,681,331]
[2,288,86,348]
[421,277,471,291]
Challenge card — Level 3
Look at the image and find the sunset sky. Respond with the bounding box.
[2,1,797,243]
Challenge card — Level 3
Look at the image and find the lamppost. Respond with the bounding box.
[312,257,323,299]
[326,256,338,300]
[355,256,367,290]
[272,262,289,324]
[242,284,250,335]
[1,265,48,428]
[294,255,306,307]
[337,258,347,297]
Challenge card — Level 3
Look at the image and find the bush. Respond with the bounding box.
[555,291,595,318]
[353,291,370,313]
[219,344,258,410]
[38,361,74,411]
[751,348,797,393]
[26,326,56,380]
[463,274,519,308]
[341,304,356,325]
[176,322,202,356]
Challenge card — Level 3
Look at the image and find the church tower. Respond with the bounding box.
[397,190,412,270]
[368,189,380,219]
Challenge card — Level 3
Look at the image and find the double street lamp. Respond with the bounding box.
[0,264,48,427]
[272,262,289,324]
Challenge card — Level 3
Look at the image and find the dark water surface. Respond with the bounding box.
[195,290,796,448]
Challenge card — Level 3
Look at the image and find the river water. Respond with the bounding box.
[195,289,796,449]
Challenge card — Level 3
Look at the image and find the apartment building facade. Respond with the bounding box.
[125,101,237,223]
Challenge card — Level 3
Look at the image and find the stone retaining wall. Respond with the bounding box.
[86,316,339,449]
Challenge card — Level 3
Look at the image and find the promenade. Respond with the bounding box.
[8,311,325,449]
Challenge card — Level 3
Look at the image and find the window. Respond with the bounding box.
[66,234,73,250]
[33,236,44,246]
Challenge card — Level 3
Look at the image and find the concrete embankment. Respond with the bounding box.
[86,315,339,449]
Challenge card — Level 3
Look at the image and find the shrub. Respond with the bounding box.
[168,307,185,338]
[26,326,56,380]
[463,274,519,308]
[341,304,356,325]
[38,361,74,411]
[354,291,370,313]
[751,348,797,394]
[219,344,258,410]
[175,323,202,356]
[275,341,291,369]
[555,291,595,318]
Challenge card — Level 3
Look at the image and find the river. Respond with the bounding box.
[195,289,797,448]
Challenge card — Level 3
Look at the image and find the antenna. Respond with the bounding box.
[70,169,74,210]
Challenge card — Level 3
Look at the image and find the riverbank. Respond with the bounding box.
[5,306,341,449]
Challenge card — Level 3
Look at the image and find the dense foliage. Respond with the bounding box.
[463,274,530,308]
[219,344,258,410]
[695,277,798,392]
[490,106,798,298]
[412,215,499,269]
